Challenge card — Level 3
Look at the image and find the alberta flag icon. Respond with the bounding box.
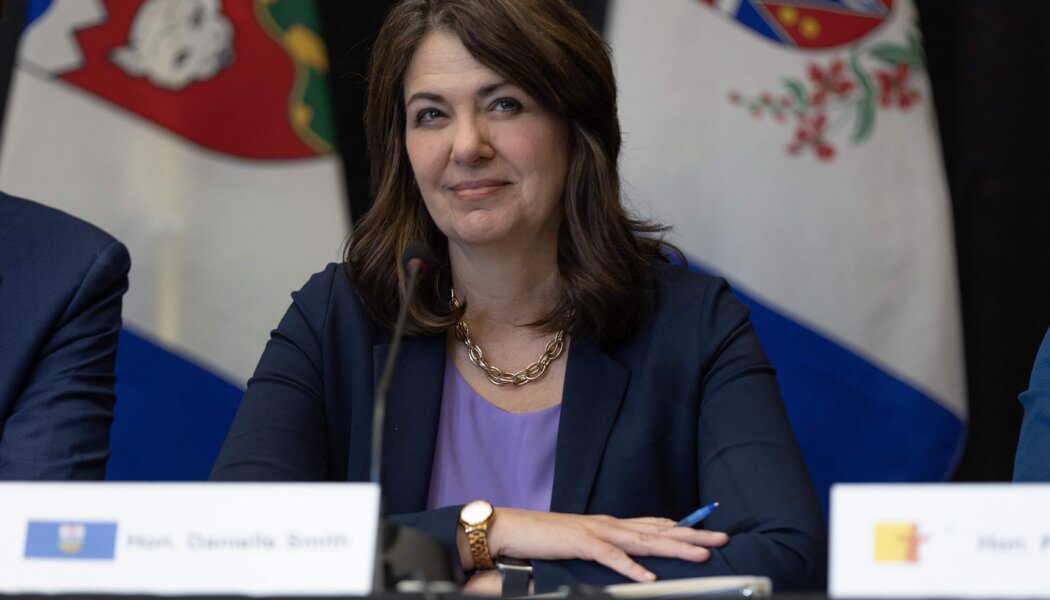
[24,521,117,560]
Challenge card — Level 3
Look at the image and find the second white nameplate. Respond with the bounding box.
[831,483,1050,598]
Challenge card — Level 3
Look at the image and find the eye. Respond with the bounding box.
[414,108,444,126]
[491,97,522,113]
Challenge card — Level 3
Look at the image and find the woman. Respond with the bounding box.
[211,0,825,593]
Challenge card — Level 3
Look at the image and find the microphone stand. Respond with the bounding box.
[370,247,457,595]
[371,260,423,486]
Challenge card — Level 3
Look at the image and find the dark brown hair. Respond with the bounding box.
[346,0,680,346]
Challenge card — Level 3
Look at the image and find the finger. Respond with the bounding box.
[615,524,729,549]
[602,525,713,562]
[463,570,502,596]
[610,520,676,535]
[584,541,657,583]
[659,528,730,547]
[614,518,729,547]
[624,517,678,528]
[581,514,661,539]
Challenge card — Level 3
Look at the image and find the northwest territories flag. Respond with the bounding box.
[608,0,966,506]
[0,0,348,478]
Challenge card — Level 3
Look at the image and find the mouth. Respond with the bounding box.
[448,179,511,199]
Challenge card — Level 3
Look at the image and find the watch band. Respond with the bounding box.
[466,525,495,570]
[460,500,495,571]
[497,559,533,598]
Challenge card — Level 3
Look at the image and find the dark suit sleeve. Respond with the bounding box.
[534,280,825,592]
[210,267,335,481]
[387,505,464,552]
[0,240,129,480]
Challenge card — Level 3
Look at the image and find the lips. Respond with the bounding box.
[448,179,511,199]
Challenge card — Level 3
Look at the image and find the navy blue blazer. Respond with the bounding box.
[211,262,825,590]
[0,192,129,479]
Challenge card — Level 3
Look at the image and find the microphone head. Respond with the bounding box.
[402,242,436,277]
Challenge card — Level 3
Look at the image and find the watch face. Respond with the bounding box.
[462,500,493,524]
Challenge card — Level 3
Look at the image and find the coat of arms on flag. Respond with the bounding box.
[695,0,923,161]
[57,524,86,554]
[18,0,334,158]
[699,0,892,49]
[1,0,348,479]
[609,0,965,508]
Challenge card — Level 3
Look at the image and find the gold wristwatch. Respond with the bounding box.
[459,499,495,570]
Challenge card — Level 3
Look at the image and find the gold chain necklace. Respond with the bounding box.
[450,288,568,386]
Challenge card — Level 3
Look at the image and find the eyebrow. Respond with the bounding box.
[405,80,512,106]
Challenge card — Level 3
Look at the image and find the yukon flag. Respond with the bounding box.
[0,0,348,478]
[608,0,965,506]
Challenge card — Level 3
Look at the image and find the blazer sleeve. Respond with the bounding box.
[210,266,337,481]
[0,240,129,480]
[689,279,826,588]
[534,279,825,592]
[1014,327,1050,481]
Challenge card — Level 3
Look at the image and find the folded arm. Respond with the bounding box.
[533,281,825,591]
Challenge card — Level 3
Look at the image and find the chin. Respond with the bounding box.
[446,216,515,247]
[451,230,511,247]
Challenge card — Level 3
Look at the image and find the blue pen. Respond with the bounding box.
[675,501,719,528]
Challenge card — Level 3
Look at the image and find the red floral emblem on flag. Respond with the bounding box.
[729,30,927,162]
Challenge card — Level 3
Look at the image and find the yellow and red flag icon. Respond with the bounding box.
[874,522,924,563]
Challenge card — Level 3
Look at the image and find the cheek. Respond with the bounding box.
[523,116,569,170]
[405,138,450,225]
[404,135,445,189]
[526,128,570,200]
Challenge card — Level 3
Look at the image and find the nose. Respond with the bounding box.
[450,115,494,166]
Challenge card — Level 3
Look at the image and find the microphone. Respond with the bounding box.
[371,242,436,485]
[401,242,436,282]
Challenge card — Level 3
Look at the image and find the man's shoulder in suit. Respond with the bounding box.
[1,190,124,259]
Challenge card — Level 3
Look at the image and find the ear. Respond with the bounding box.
[110,46,146,76]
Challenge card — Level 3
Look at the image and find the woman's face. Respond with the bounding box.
[403,31,569,252]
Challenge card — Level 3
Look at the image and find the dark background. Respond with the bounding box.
[911,0,1050,480]
[2,0,1047,481]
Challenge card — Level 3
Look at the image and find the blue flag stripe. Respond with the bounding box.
[24,0,54,27]
[107,328,242,481]
[685,258,965,511]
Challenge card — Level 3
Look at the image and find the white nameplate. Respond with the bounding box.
[831,483,1050,598]
[0,483,380,596]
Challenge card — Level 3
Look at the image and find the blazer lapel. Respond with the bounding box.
[372,334,446,514]
[550,336,631,514]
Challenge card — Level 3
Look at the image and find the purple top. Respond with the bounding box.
[426,357,561,512]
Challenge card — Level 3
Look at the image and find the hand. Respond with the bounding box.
[463,569,502,596]
[480,509,729,583]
